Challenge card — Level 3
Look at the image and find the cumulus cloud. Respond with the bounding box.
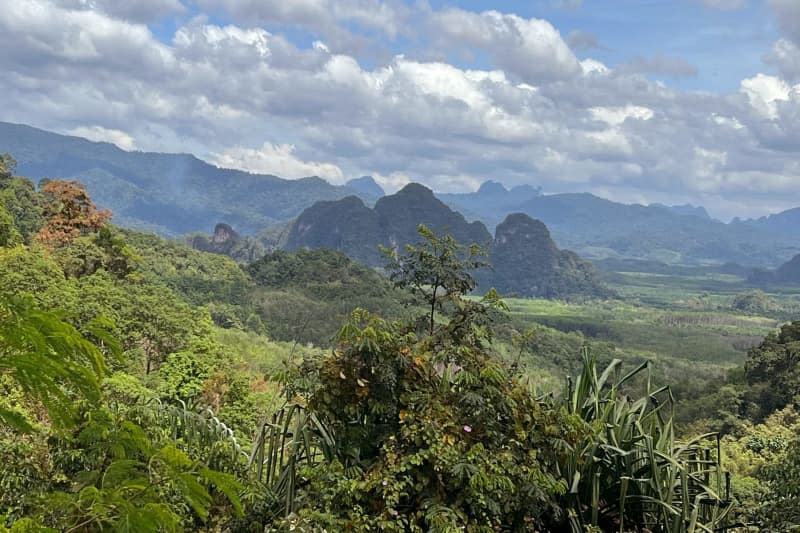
[1,0,800,219]
[765,39,800,81]
[213,143,345,181]
[53,0,185,22]
[428,8,581,82]
[199,0,409,56]
[67,125,137,150]
[768,0,800,44]
[740,74,795,118]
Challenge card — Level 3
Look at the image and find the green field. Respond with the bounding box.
[481,270,798,421]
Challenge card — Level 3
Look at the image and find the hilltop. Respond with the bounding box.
[481,213,613,300]
[286,183,491,266]
[0,121,369,236]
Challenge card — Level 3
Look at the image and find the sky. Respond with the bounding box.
[1,0,800,220]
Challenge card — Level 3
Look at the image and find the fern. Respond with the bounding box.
[0,296,114,432]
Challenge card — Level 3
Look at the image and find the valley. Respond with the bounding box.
[1,139,799,531]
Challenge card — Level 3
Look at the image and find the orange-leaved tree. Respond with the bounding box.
[35,180,111,247]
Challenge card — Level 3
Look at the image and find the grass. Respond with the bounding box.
[481,269,796,403]
[505,296,778,365]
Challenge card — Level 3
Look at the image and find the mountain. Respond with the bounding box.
[345,176,384,200]
[741,207,800,237]
[440,185,798,267]
[4,121,799,267]
[508,193,799,267]
[437,180,542,228]
[185,223,266,264]
[286,196,385,265]
[0,121,369,236]
[286,183,492,266]
[652,203,711,220]
[480,213,613,299]
[748,253,800,286]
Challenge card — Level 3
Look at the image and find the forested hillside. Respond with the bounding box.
[0,122,370,236]
[1,153,799,531]
[479,213,613,300]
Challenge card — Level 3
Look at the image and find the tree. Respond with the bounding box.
[0,176,44,242]
[745,321,800,417]
[0,153,15,180]
[731,290,776,314]
[0,296,113,432]
[383,224,488,335]
[759,436,800,531]
[36,180,111,247]
[0,203,22,247]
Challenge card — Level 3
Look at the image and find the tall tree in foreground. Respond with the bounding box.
[383,223,488,335]
[287,228,572,531]
[36,180,111,248]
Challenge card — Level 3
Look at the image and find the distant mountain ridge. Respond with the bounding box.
[748,253,800,286]
[0,121,372,236]
[286,183,491,266]
[345,176,384,200]
[437,185,798,267]
[2,121,799,267]
[287,186,612,299]
[437,180,543,229]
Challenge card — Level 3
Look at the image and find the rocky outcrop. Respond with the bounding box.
[286,184,491,267]
[482,213,613,299]
[187,223,265,264]
[286,196,384,265]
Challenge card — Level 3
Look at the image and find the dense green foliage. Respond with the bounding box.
[0,157,798,531]
[744,321,800,418]
[246,247,409,344]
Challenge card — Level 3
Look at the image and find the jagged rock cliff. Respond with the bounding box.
[286,184,491,266]
[481,213,613,299]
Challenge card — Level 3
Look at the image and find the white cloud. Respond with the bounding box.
[765,38,800,82]
[429,8,581,82]
[580,59,609,75]
[2,0,800,219]
[67,125,137,150]
[371,171,411,193]
[52,0,185,22]
[590,106,654,127]
[768,0,800,44]
[740,74,794,118]
[213,143,345,181]
[200,0,408,55]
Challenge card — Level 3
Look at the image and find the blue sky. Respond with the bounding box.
[1,0,799,219]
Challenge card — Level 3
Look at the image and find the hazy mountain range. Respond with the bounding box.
[1,121,798,267]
